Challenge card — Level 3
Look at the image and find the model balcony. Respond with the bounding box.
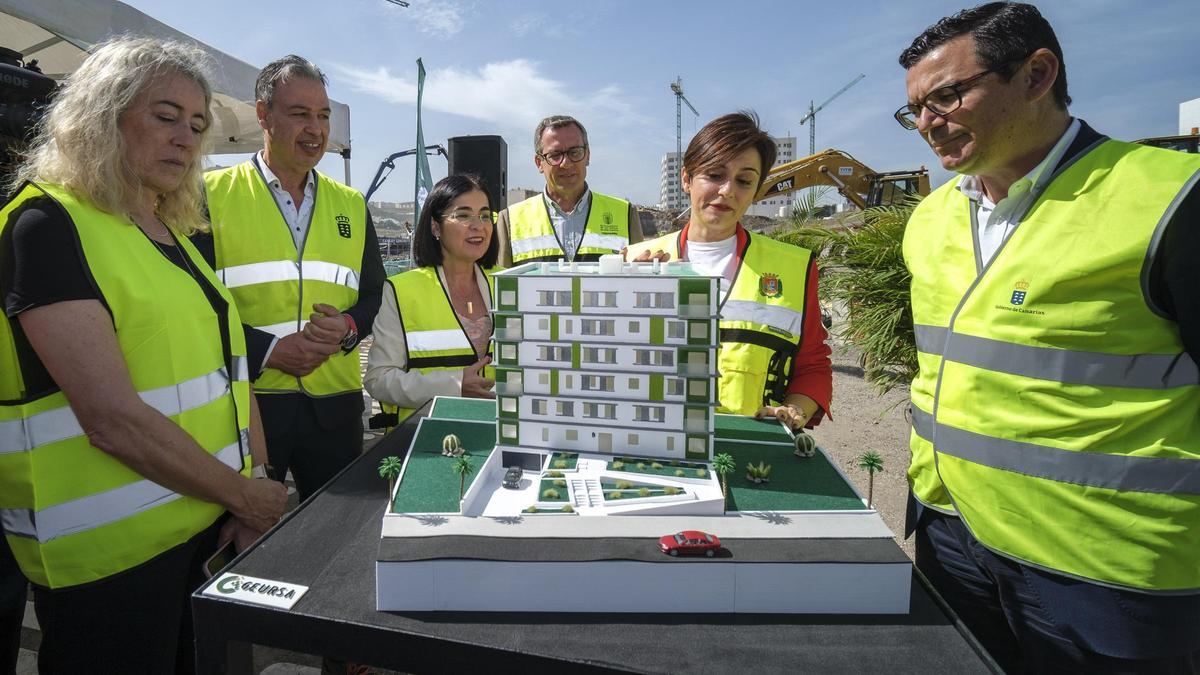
[677,362,711,377]
[684,418,710,433]
[495,381,524,396]
[677,303,712,318]
[495,325,523,341]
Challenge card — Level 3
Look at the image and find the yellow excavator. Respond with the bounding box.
[755,149,930,209]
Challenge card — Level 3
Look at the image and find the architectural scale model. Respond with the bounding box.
[377,258,912,614]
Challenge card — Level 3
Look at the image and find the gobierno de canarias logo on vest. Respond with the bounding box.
[336,213,352,239]
[995,279,1045,316]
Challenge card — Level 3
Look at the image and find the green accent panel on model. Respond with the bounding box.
[687,321,709,345]
[686,378,709,403]
[649,316,664,344]
[550,368,559,396]
[571,277,581,312]
[498,397,517,419]
[497,277,517,309]
[649,374,663,401]
[571,342,581,369]
[550,313,559,341]
[429,396,497,422]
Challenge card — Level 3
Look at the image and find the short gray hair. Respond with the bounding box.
[255,55,327,108]
[534,115,588,155]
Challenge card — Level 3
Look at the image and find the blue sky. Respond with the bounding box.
[126,0,1198,207]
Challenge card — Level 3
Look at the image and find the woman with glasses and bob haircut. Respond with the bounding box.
[0,37,285,672]
[366,174,501,421]
[628,112,832,438]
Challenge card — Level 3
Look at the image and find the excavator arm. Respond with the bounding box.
[755,148,929,209]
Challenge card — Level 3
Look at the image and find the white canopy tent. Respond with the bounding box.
[0,0,353,179]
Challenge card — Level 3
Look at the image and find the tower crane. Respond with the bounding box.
[799,73,864,155]
[672,75,700,208]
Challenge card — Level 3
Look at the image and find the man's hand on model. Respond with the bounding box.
[755,404,810,432]
[462,355,496,399]
[621,247,671,263]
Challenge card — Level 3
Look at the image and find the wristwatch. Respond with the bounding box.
[250,464,272,479]
[340,313,358,350]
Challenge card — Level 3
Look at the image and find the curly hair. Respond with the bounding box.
[13,36,214,234]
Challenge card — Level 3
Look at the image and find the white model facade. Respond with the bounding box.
[491,261,720,461]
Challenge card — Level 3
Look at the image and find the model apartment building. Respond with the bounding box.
[490,260,720,461]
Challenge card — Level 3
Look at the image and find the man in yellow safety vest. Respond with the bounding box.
[496,115,643,266]
[897,3,1200,671]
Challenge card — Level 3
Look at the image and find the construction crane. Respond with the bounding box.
[672,75,700,210]
[799,74,865,155]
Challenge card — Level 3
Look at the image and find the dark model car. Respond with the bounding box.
[659,530,722,557]
[502,466,523,489]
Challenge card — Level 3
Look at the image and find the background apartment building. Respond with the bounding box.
[659,136,799,217]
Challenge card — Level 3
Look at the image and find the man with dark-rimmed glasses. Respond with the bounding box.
[897,2,1200,672]
[496,115,641,266]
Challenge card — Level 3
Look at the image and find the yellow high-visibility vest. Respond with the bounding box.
[204,160,366,396]
[508,192,630,263]
[628,228,812,415]
[0,182,250,588]
[904,140,1200,591]
[381,265,496,420]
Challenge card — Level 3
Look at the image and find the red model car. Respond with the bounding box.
[659,530,722,557]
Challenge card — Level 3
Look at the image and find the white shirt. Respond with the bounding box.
[255,151,316,251]
[957,118,1080,266]
[544,188,592,262]
[364,265,493,409]
[686,234,737,300]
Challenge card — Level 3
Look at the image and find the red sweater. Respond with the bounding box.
[677,224,833,427]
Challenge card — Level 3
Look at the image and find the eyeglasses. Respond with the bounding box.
[442,212,492,225]
[894,68,1003,130]
[538,145,588,166]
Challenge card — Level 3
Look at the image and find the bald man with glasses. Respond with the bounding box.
[496,115,641,267]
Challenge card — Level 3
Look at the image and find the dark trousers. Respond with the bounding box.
[0,535,26,675]
[31,518,222,675]
[260,393,364,502]
[914,505,1200,674]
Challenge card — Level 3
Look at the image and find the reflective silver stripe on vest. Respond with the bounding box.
[934,421,1200,495]
[944,333,1199,389]
[578,232,628,252]
[219,260,360,291]
[233,355,250,383]
[914,324,948,355]
[511,234,561,256]
[913,324,1198,389]
[911,404,933,441]
[721,300,804,337]
[0,431,247,543]
[0,366,234,455]
[256,319,309,340]
[407,328,472,354]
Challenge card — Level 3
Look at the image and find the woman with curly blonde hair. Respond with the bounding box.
[0,36,285,673]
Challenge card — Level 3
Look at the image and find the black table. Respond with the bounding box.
[193,407,998,674]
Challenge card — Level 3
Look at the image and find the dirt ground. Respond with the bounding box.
[807,344,915,559]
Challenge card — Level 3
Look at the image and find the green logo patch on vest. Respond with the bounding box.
[600,210,618,234]
[336,214,351,238]
[1010,280,1029,305]
[759,273,782,298]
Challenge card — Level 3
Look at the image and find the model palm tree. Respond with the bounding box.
[711,453,736,513]
[378,456,403,500]
[452,454,474,501]
[856,451,885,508]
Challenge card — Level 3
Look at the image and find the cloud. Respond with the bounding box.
[406,0,467,37]
[331,59,649,132]
[510,14,546,37]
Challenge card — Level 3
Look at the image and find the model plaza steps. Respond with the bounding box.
[567,477,604,510]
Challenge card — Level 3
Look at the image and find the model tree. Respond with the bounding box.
[856,451,885,508]
[452,454,474,501]
[378,456,402,498]
[442,434,463,457]
[711,453,736,513]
